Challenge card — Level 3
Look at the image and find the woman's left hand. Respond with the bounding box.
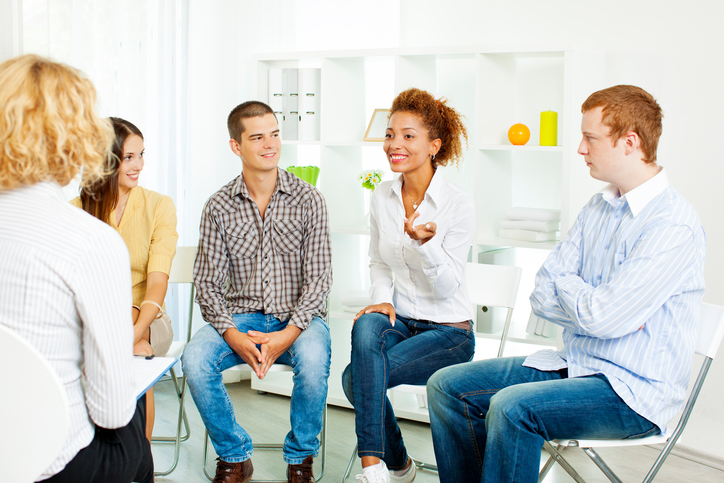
[404,211,436,244]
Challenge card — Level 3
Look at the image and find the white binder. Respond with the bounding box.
[268,68,284,139]
[282,68,299,140]
[298,68,321,141]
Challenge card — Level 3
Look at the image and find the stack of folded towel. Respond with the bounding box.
[499,207,561,242]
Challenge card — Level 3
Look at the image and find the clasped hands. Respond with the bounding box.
[223,325,301,380]
[404,211,436,245]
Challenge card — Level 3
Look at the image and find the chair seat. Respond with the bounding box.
[552,434,669,448]
[165,341,185,359]
[390,384,427,395]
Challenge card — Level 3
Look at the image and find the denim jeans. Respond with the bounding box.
[182,312,331,465]
[427,356,659,483]
[341,313,475,470]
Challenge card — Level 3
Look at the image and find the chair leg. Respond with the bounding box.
[341,443,358,483]
[541,442,587,483]
[152,369,189,476]
[538,452,556,483]
[203,404,328,482]
[582,447,622,483]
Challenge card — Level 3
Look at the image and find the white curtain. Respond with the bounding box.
[19,0,191,333]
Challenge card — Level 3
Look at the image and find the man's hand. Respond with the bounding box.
[404,211,436,245]
[223,327,271,379]
[354,302,396,326]
[247,326,302,379]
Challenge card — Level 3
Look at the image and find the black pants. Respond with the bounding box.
[42,396,153,483]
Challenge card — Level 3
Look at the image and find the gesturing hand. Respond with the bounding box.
[404,211,436,245]
[354,302,396,326]
[223,328,270,379]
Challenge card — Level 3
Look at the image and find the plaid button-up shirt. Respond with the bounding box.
[194,168,332,334]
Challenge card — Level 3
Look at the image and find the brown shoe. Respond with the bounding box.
[212,457,253,483]
[286,455,314,483]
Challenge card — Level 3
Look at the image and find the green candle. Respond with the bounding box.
[540,111,558,146]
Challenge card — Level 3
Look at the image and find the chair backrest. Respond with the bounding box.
[696,302,724,359]
[0,325,69,483]
[169,245,197,284]
[465,263,523,358]
[465,262,522,310]
[168,245,198,346]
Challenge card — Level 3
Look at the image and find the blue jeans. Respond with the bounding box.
[182,312,331,465]
[342,313,475,470]
[427,356,660,483]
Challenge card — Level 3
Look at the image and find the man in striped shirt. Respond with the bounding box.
[427,85,706,483]
[182,101,332,483]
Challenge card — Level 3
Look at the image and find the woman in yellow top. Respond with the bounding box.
[72,117,178,440]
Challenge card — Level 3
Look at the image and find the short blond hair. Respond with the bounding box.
[0,54,114,190]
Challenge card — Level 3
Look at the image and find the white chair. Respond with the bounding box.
[151,245,197,476]
[0,325,69,483]
[342,262,524,482]
[202,364,328,482]
[538,302,724,483]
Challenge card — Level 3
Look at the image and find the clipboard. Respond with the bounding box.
[133,356,178,400]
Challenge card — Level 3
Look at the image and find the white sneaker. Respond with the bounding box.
[355,461,390,483]
[389,458,416,483]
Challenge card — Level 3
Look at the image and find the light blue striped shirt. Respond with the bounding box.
[526,168,706,431]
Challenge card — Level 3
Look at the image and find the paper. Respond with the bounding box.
[133,356,177,400]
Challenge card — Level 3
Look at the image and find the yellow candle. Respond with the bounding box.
[540,111,558,146]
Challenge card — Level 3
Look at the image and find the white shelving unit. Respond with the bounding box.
[250,44,605,422]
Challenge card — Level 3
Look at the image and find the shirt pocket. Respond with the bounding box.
[224,221,259,259]
[273,219,303,254]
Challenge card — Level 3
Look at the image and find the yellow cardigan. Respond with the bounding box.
[72,187,178,306]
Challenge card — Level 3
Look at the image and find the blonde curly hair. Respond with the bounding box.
[0,54,114,190]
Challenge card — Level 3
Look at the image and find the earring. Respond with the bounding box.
[431,153,436,161]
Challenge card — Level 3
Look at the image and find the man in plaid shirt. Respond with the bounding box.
[183,101,332,483]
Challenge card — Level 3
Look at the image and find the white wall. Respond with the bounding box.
[190,0,724,461]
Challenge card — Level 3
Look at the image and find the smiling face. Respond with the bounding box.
[230,113,281,176]
[578,106,628,186]
[383,111,440,176]
[118,134,144,196]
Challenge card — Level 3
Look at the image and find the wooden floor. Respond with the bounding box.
[150,378,724,482]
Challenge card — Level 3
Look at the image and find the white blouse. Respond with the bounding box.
[0,182,136,480]
[369,170,475,323]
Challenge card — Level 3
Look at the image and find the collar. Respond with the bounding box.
[232,167,291,200]
[389,169,444,207]
[600,167,669,217]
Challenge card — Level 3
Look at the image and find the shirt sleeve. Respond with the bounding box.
[147,195,178,275]
[74,228,136,429]
[369,188,394,305]
[531,207,700,339]
[411,191,475,300]
[194,200,235,335]
[288,190,332,330]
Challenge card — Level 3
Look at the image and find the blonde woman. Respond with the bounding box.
[0,54,152,482]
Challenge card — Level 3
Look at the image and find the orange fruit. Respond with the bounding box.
[508,123,531,145]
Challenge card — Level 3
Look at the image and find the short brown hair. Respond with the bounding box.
[0,54,114,190]
[581,85,663,164]
[389,88,468,169]
[227,101,276,142]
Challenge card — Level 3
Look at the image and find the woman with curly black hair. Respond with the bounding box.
[343,88,476,483]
